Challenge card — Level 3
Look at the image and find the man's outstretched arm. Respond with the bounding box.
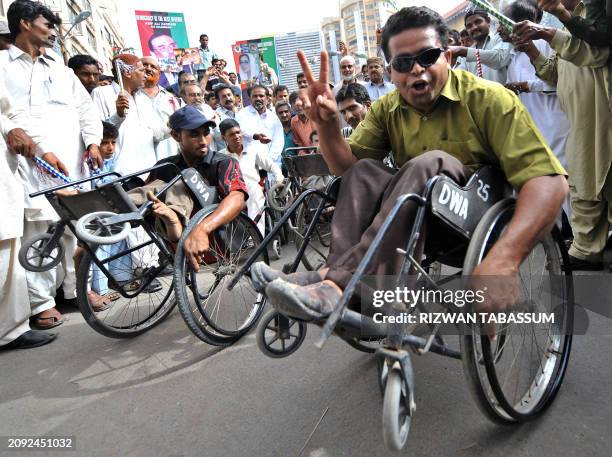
[296,50,357,176]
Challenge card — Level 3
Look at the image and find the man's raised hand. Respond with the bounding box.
[296,50,339,127]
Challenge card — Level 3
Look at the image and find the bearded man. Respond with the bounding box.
[142,55,180,160]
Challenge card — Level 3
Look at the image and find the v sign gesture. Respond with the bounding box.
[297,50,339,126]
[296,50,357,175]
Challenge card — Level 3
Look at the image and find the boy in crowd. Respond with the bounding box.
[218,118,283,235]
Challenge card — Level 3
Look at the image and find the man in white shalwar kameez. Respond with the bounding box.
[0,77,57,349]
[0,1,102,329]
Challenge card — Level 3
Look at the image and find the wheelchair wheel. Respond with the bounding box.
[19,233,65,273]
[267,181,295,213]
[76,235,176,338]
[75,211,131,245]
[295,195,332,271]
[174,208,268,346]
[461,199,573,424]
[382,368,412,451]
[256,310,307,358]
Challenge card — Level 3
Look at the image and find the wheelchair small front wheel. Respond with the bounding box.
[256,310,307,358]
[19,233,65,273]
[382,369,412,452]
[76,211,131,245]
[267,181,294,213]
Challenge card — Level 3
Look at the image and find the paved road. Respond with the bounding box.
[1,248,611,457]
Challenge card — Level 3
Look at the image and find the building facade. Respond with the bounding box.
[275,30,323,92]
[340,0,395,58]
[0,0,124,73]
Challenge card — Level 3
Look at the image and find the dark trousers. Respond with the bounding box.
[325,151,470,311]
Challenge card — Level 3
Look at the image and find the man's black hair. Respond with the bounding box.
[199,33,208,40]
[204,91,217,102]
[505,0,538,23]
[214,83,232,99]
[147,29,173,53]
[336,82,371,106]
[247,84,267,97]
[275,100,290,112]
[102,121,119,140]
[219,118,240,136]
[464,7,490,25]
[296,72,305,81]
[449,29,461,44]
[460,28,469,37]
[100,74,114,82]
[381,6,449,62]
[289,91,300,106]
[67,54,99,72]
[273,85,288,97]
[211,57,221,65]
[7,0,61,40]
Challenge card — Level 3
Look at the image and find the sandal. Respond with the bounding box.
[31,311,65,330]
[87,291,112,312]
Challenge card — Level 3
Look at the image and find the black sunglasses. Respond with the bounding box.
[391,48,445,73]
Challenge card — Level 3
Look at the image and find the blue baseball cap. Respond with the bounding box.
[169,105,216,130]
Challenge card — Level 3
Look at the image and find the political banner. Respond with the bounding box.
[135,11,189,71]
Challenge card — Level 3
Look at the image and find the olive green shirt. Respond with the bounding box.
[348,69,566,190]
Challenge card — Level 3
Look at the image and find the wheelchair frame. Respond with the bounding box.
[230,165,574,451]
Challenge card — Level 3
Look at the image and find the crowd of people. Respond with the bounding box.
[0,0,611,349]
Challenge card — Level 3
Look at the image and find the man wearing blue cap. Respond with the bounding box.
[128,105,249,270]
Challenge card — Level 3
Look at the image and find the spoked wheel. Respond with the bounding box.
[295,194,333,271]
[175,209,268,346]
[76,211,131,245]
[267,181,295,213]
[76,230,176,338]
[256,310,307,358]
[382,368,412,451]
[461,199,573,423]
[19,233,65,273]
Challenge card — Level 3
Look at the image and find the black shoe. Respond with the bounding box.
[1,330,57,350]
[568,255,603,271]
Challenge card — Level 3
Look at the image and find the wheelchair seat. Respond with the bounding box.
[53,182,139,222]
[283,153,332,178]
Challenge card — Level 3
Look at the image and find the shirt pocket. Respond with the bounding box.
[44,73,73,106]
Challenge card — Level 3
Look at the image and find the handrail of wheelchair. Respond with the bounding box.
[29,162,183,198]
[29,171,121,198]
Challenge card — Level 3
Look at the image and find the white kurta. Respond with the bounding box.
[91,83,170,177]
[0,79,38,344]
[0,80,27,240]
[0,46,102,222]
[506,39,570,168]
[144,86,179,161]
[457,33,514,84]
[235,105,284,169]
[221,142,283,235]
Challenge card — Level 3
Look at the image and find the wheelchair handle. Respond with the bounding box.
[29,171,121,198]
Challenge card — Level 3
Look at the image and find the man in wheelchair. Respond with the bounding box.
[252,6,569,321]
[139,105,249,271]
